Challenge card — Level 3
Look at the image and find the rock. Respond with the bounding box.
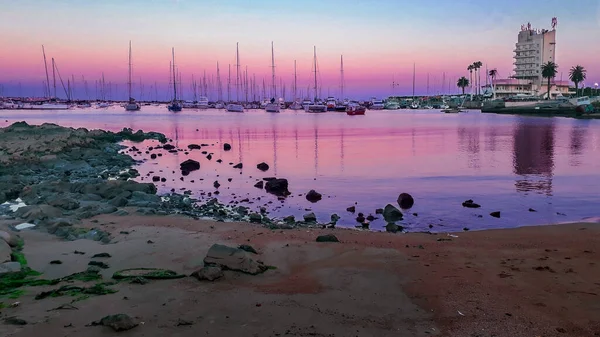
[108,196,128,207]
[462,199,481,208]
[203,244,268,275]
[14,205,62,222]
[303,212,317,223]
[529,208,537,212]
[305,190,322,203]
[382,204,403,223]
[356,214,366,223]
[180,159,200,172]
[385,223,403,233]
[283,215,295,224]
[253,181,264,189]
[88,261,109,269]
[46,218,79,234]
[4,317,27,325]
[346,206,356,213]
[265,178,290,197]
[366,214,376,221]
[93,314,139,332]
[48,197,80,210]
[330,214,340,223]
[150,153,157,159]
[316,234,339,243]
[256,162,269,171]
[490,211,501,218]
[397,193,415,209]
[206,154,212,160]
[1,240,13,263]
[233,163,243,169]
[50,260,63,264]
[0,230,19,247]
[238,244,258,254]
[223,143,232,151]
[188,144,201,150]
[191,266,223,281]
[213,181,220,189]
[163,144,175,150]
[262,177,276,181]
[375,208,383,214]
[92,253,111,258]
[249,213,262,223]
[0,261,22,275]
[152,176,161,182]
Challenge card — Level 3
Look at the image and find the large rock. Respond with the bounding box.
[191,266,224,281]
[0,240,11,263]
[253,181,264,189]
[0,230,19,247]
[0,262,22,275]
[187,144,201,150]
[180,159,200,172]
[47,196,80,210]
[397,193,414,209]
[256,162,269,171]
[462,199,481,208]
[203,244,268,275]
[14,205,62,222]
[303,212,317,223]
[95,314,139,332]
[382,204,403,223]
[305,190,322,203]
[265,178,290,197]
[316,234,339,243]
[223,143,232,151]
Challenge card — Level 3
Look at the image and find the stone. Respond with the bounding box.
[385,223,403,233]
[191,266,223,281]
[108,196,128,207]
[163,144,175,150]
[316,234,339,243]
[92,253,111,258]
[188,144,201,150]
[265,178,290,197]
[89,261,109,269]
[249,213,262,223]
[14,205,62,222]
[48,197,80,210]
[528,208,537,212]
[490,211,501,218]
[223,143,232,151]
[213,181,220,189]
[382,204,403,223]
[203,244,268,275]
[253,181,264,189]
[3,317,27,325]
[330,214,340,223]
[233,163,243,169]
[283,215,295,224]
[206,154,212,160]
[356,214,366,223]
[1,240,12,263]
[366,214,376,221]
[462,199,481,208]
[152,176,161,182]
[375,208,384,214]
[180,159,200,172]
[150,153,157,159]
[238,244,258,254]
[303,212,317,223]
[0,261,22,275]
[305,190,322,203]
[0,230,19,247]
[346,206,356,213]
[94,314,139,332]
[397,193,415,209]
[256,162,269,171]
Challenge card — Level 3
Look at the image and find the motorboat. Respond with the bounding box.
[370,100,385,110]
[96,102,110,108]
[305,102,327,113]
[197,96,209,109]
[265,102,280,113]
[168,101,183,112]
[326,97,337,111]
[346,102,366,116]
[226,103,244,112]
[442,107,462,113]
[410,102,420,109]
[125,99,141,111]
[215,102,225,109]
[289,101,304,110]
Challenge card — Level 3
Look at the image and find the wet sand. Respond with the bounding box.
[2,213,598,337]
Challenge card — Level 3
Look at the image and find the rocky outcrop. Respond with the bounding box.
[303,212,317,223]
[203,244,268,275]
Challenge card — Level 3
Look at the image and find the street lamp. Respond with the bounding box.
[595,83,599,97]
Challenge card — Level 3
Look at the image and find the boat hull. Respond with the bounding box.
[305,105,327,113]
[225,104,244,113]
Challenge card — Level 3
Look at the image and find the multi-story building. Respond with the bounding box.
[513,25,556,86]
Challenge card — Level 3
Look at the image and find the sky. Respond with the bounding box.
[0,0,599,100]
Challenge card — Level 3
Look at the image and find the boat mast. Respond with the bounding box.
[128,41,133,101]
[340,55,344,100]
[245,66,249,103]
[313,46,318,102]
[235,42,240,102]
[412,63,416,99]
[52,58,57,98]
[42,45,51,99]
[216,62,222,102]
[171,48,177,102]
[227,64,231,102]
[293,60,297,102]
[271,41,276,99]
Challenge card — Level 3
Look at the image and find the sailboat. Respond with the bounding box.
[335,55,348,112]
[289,60,303,110]
[305,46,327,113]
[409,63,420,109]
[226,43,244,112]
[125,41,141,111]
[265,42,280,113]
[168,48,183,112]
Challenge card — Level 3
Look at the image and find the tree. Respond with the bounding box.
[488,69,498,97]
[467,65,474,94]
[473,61,483,95]
[457,77,469,94]
[541,61,558,100]
[568,65,586,97]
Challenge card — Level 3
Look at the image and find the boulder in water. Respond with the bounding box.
[397,193,414,209]
[265,178,290,197]
[382,204,403,223]
[256,162,269,171]
[180,159,200,172]
[305,190,322,203]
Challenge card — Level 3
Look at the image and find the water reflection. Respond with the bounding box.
[512,118,555,196]
[569,122,588,167]
[457,122,481,169]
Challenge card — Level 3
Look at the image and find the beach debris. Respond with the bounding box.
[4,317,27,325]
[190,266,224,281]
[14,223,36,231]
[382,204,403,223]
[346,206,356,213]
[447,234,459,238]
[223,143,232,151]
[91,253,111,258]
[203,244,268,275]
[256,162,270,171]
[305,190,322,203]
[397,193,415,209]
[316,234,339,243]
[462,199,481,208]
[490,211,501,218]
[9,302,20,308]
[112,268,185,280]
[457,310,465,317]
[265,178,291,197]
[90,314,139,332]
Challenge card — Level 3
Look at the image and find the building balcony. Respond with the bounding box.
[514,61,538,65]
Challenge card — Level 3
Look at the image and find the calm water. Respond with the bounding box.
[2,106,600,232]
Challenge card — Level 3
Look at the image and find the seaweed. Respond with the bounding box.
[112,268,185,280]
[35,283,117,300]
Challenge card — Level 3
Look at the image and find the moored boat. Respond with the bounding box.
[265,100,280,113]
[346,102,366,116]
[226,103,244,112]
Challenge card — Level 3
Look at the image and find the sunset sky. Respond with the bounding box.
[0,0,599,100]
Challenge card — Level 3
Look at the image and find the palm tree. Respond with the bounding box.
[467,65,474,94]
[541,61,558,100]
[457,77,469,94]
[568,65,586,97]
[488,69,498,98]
[473,61,483,95]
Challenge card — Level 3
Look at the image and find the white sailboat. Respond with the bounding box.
[265,41,280,113]
[305,46,327,113]
[289,60,303,110]
[226,43,244,113]
[125,41,141,111]
[167,48,183,112]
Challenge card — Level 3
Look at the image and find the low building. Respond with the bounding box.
[491,79,572,98]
